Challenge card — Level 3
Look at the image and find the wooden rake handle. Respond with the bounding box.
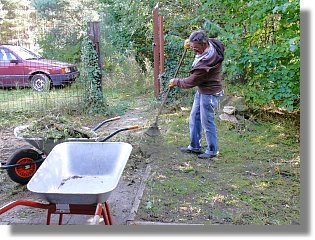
[156,48,188,118]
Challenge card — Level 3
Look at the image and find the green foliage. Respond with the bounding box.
[159,34,196,101]
[99,0,300,113]
[159,35,184,97]
[32,0,100,63]
[31,0,66,16]
[100,0,155,71]
[2,0,299,113]
[36,26,82,63]
[199,0,300,112]
[79,35,107,114]
[0,0,32,44]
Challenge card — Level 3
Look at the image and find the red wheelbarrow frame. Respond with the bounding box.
[0,200,112,225]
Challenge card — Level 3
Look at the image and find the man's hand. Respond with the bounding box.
[169,79,174,88]
[184,39,190,49]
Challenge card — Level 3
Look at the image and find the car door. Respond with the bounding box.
[0,47,26,87]
[0,48,9,86]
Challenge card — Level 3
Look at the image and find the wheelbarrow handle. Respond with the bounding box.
[100,125,139,142]
[127,125,140,130]
[92,116,121,131]
[0,158,44,169]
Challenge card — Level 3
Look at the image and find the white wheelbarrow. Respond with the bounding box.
[0,126,139,225]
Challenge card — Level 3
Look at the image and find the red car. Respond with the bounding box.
[0,44,80,92]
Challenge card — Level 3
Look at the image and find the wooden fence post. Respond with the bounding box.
[159,15,164,75]
[153,4,165,97]
[88,21,102,92]
[153,5,160,97]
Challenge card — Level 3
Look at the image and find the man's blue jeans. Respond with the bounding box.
[187,91,220,155]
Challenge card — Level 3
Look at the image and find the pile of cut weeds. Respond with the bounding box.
[18,114,96,140]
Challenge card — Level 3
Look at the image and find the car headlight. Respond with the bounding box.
[61,67,71,74]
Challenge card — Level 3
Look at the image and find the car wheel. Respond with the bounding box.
[30,74,51,92]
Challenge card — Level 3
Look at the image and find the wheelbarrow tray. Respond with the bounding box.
[27,142,133,205]
[14,125,98,155]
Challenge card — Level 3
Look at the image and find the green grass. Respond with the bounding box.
[136,108,300,225]
[0,78,154,129]
[0,84,85,113]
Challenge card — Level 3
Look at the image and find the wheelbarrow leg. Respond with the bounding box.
[58,214,63,225]
[105,202,113,225]
[100,205,108,225]
[46,210,51,225]
[95,203,112,225]
[46,208,63,225]
[46,204,58,225]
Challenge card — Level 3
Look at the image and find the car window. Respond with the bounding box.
[0,48,17,61]
[0,49,6,61]
[5,51,17,61]
[9,46,42,60]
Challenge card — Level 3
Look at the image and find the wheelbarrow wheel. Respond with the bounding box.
[7,148,43,185]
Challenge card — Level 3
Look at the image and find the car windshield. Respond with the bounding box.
[10,46,43,60]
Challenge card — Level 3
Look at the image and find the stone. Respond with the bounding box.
[219,113,238,123]
[223,106,235,115]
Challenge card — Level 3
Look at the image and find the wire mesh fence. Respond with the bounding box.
[0,1,106,115]
[0,26,86,113]
[0,24,95,114]
[0,84,85,113]
[0,44,86,114]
